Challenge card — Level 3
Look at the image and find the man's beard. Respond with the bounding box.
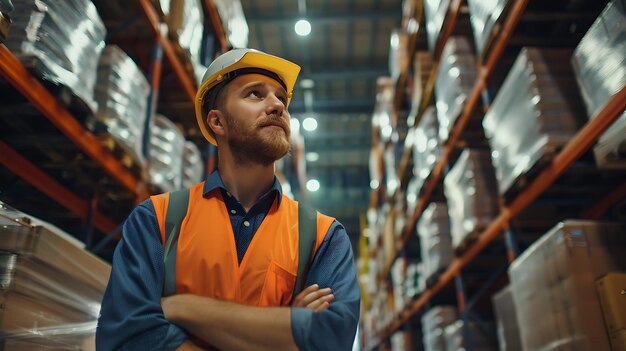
[225,111,291,166]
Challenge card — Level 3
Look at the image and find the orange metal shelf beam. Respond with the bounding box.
[582,181,626,220]
[0,45,147,200]
[203,0,229,52]
[138,0,196,103]
[377,0,530,284]
[378,75,626,345]
[0,141,118,234]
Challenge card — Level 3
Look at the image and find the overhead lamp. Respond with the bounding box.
[306,179,320,192]
[305,152,319,162]
[295,19,311,36]
[302,117,318,132]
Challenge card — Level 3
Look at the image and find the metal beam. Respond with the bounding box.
[289,98,374,113]
[247,9,398,24]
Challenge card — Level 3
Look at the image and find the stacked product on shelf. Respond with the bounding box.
[596,272,626,350]
[373,76,397,145]
[571,0,626,169]
[182,141,204,188]
[391,330,414,351]
[417,202,453,286]
[423,0,452,52]
[149,114,185,192]
[444,149,499,252]
[391,258,407,313]
[89,45,151,167]
[492,286,523,351]
[404,261,425,300]
[483,48,586,195]
[213,0,248,49]
[444,319,495,351]
[0,0,12,41]
[389,29,410,85]
[411,106,442,197]
[434,37,477,141]
[421,306,457,351]
[408,51,434,127]
[6,0,106,113]
[466,0,510,57]
[508,220,626,351]
[168,0,205,84]
[0,201,111,350]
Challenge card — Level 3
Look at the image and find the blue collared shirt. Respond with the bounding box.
[96,171,360,350]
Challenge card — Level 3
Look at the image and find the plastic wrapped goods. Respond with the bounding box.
[417,202,453,284]
[466,0,510,55]
[88,45,151,166]
[182,141,204,189]
[435,37,477,141]
[483,48,586,194]
[408,52,434,127]
[0,201,110,349]
[168,0,204,85]
[421,306,457,351]
[444,319,495,351]
[508,220,626,351]
[423,0,452,52]
[572,1,626,168]
[492,286,523,351]
[6,0,106,113]
[149,115,185,192]
[213,0,248,49]
[444,149,499,250]
[412,107,442,196]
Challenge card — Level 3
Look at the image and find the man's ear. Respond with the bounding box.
[207,109,226,138]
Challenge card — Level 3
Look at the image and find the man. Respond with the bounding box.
[96,49,361,350]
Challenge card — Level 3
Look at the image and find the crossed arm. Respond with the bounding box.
[169,285,334,351]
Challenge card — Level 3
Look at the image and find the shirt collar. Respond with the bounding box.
[202,170,283,207]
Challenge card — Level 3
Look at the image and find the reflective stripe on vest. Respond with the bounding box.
[151,182,334,305]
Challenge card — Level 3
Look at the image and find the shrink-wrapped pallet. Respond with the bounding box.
[182,141,204,189]
[213,0,248,48]
[417,202,453,284]
[466,0,510,56]
[572,0,626,169]
[423,0,451,52]
[0,201,110,349]
[89,45,151,166]
[435,37,477,141]
[421,306,457,351]
[408,52,434,127]
[168,0,205,84]
[411,106,442,197]
[149,115,185,192]
[509,220,626,351]
[444,149,499,250]
[6,0,106,113]
[492,286,523,351]
[444,319,495,351]
[483,48,586,195]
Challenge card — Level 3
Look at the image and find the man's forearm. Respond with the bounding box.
[163,294,299,351]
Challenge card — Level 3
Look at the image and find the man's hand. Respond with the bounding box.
[291,284,334,312]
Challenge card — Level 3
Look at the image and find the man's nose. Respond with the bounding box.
[265,93,285,116]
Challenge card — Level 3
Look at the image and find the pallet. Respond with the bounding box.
[501,138,567,204]
[95,134,146,182]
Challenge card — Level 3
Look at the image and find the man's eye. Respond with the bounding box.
[278,95,287,103]
[247,90,261,98]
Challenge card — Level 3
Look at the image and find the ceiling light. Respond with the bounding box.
[300,78,315,89]
[306,179,320,192]
[302,117,318,131]
[290,118,300,133]
[305,152,319,162]
[295,19,311,36]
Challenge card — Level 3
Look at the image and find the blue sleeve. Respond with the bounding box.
[96,200,188,351]
[291,221,361,351]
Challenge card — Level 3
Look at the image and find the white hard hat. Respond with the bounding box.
[195,48,301,145]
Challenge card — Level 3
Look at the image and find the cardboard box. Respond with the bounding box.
[597,272,626,332]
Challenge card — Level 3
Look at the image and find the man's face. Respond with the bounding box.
[217,73,291,166]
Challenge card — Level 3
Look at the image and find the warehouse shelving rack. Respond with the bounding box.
[363,0,626,349]
[0,0,228,254]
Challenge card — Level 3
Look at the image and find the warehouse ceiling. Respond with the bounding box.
[241,0,402,245]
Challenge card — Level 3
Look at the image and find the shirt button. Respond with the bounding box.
[230,209,236,214]
[243,221,250,227]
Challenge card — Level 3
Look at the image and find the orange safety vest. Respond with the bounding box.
[151,182,335,306]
